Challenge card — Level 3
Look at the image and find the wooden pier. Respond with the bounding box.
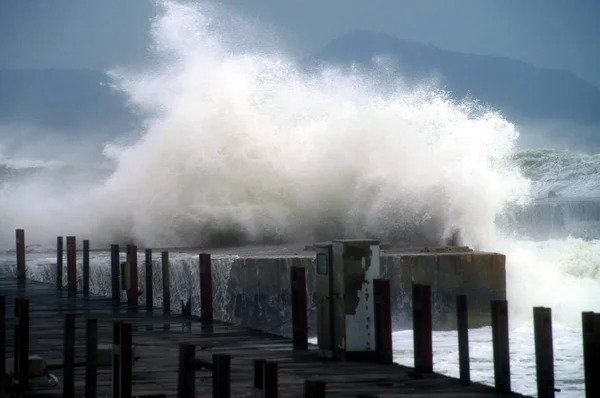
[0,275,526,397]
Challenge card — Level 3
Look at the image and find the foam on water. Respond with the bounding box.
[0,1,599,396]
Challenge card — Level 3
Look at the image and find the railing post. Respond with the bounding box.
[263,361,278,398]
[412,283,433,373]
[15,297,29,390]
[373,278,393,364]
[85,318,98,398]
[161,252,171,315]
[145,249,153,312]
[582,311,600,398]
[119,322,133,398]
[66,236,77,294]
[291,266,308,350]
[491,300,511,393]
[303,380,326,398]
[63,313,75,398]
[112,321,122,398]
[533,307,554,398]
[213,354,231,397]
[126,245,138,312]
[199,253,213,322]
[83,239,90,296]
[0,296,4,379]
[253,359,266,397]
[111,244,121,308]
[56,236,63,289]
[177,343,195,398]
[16,229,26,285]
[456,295,470,385]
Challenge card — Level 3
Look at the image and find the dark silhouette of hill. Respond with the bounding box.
[306,30,600,125]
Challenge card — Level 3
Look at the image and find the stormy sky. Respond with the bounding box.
[1,0,599,86]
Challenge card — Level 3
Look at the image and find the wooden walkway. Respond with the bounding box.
[1,276,528,397]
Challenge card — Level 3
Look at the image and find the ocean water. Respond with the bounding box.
[0,1,599,396]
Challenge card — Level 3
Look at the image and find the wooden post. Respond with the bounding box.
[582,311,599,398]
[213,354,231,397]
[491,300,511,393]
[83,239,90,296]
[199,253,213,322]
[533,307,554,398]
[119,322,133,398]
[253,359,266,397]
[291,266,308,350]
[304,380,326,398]
[373,278,393,364]
[177,343,196,398]
[56,236,64,289]
[456,295,470,385]
[111,244,120,308]
[412,284,433,373]
[0,296,4,379]
[112,321,122,398]
[161,252,171,315]
[126,245,138,312]
[66,236,77,294]
[145,249,153,312]
[16,229,25,285]
[16,297,29,390]
[63,313,76,398]
[86,318,98,398]
[263,361,278,398]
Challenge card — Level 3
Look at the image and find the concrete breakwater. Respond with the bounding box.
[9,244,506,337]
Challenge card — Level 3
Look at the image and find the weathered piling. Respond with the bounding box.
[304,380,326,398]
[16,229,26,285]
[83,239,90,296]
[582,311,600,398]
[491,300,511,393]
[63,313,76,398]
[412,283,433,373]
[111,244,120,307]
[126,244,139,311]
[145,249,153,312]
[112,321,122,398]
[56,236,63,289]
[161,251,171,315]
[533,307,554,398]
[456,295,470,385]
[66,236,77,294]
[15,297,30,390]
[373,278,393,364]
[199,253,213,322]
[212,354,231,397]
[290,266,308,350]
[86,318,98,398]
[0,296,5,378]
[263,361,279,398]
[120,322,133,398]
[253,359,266,396]
[177,343,195,397]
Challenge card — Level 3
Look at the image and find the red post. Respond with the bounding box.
[66,236,77,294]
[16,229,25,284]
[199,253,213,322]
[412,283,432,373]
[126,245,138,311]
[263,361,278,398]
[374,278,393,364]
[291,266,308,350]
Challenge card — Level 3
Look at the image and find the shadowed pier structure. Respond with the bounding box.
[0,274,529,397]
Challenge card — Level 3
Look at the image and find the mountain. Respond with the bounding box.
[306,30,600,126]
[0,68,136,134]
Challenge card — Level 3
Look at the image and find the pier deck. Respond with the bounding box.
[1,276,527,397]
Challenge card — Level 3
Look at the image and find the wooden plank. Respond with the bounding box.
[457,294,470,385]
[491,300,511,393]
[63,313,75,398]
[86,318,98,398]
[56,236,63,289]
[291,266,308,350]
[533,307,554,398]
[199,253,213,322]
[16,229,26,285]
[83,240,90,296]
[161,252,171,315]
[145,249,153,313]
[111,244,120,307]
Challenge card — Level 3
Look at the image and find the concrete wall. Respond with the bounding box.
[224,249,506,336]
